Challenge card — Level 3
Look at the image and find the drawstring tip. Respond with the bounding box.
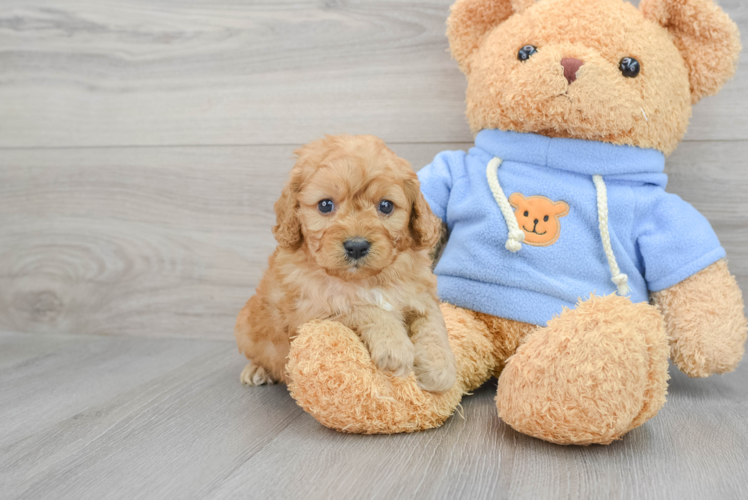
[612,274,630,296]
[505,239,522,253]
[505,230,525,253]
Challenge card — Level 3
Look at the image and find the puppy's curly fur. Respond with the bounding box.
[235,134,457,393]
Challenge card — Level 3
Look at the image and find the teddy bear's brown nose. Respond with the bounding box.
[561,57,585,84]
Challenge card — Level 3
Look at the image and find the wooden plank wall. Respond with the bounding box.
[1,0,746,340]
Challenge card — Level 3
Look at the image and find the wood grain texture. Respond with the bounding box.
[0,0,745,148]
[1,141,746,340]
[0,142,468,339]
[0,332,746,499]
[0,330,229,449]
[0,332,305,499]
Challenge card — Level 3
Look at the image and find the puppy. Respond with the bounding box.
[234,134,457,392]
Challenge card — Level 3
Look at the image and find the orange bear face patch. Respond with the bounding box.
[509,193,569,247]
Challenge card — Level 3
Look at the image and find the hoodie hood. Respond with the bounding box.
[475,129,668,188]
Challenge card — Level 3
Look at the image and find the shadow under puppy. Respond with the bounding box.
[235,134,456,392]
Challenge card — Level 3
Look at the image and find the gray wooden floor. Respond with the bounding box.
[1,0,747,498]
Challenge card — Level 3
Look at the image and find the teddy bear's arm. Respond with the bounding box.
[651,260,747,378]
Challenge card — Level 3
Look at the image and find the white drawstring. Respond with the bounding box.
[486,157,630,296]
[593,175,629,296]
[486,157,525,252]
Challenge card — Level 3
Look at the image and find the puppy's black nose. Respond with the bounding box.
[344,238,371,260]
[534,219,539,224]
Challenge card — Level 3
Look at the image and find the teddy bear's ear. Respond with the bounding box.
[508,192,525,208]
[553,200,570,216]
[448,0,536,73]
[640,0,741,104]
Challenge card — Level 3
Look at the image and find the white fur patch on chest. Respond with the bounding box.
[294,276,401,322]
[360,288,395,312]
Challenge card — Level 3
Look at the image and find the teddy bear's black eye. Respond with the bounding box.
[523,210,529,217]
[318,199,334,213]
[544,215,549,222]
[518,45,538,62]
[619,57,641,78]
[378,200,394,214]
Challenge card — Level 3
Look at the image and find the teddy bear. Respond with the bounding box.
[284,0,747,445]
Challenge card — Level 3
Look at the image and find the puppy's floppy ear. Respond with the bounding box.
[272,171,303,249]
[448,0,534,74]
[273,140,328,248]
[404,174,442,251]
[641,0,741,104]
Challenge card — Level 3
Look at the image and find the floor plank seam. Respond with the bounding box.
[0,329,237,344]
[0,345,230,453]
[197,406,307,498]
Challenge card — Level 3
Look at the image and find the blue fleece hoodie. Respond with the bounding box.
[418,129,725,327]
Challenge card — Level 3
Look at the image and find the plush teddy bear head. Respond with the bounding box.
[447,0,740,155]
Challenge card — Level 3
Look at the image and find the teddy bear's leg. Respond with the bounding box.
[496,294,670,445]
[471,311,538,378]
[285,304,497,434]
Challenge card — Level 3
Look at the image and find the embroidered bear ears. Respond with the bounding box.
[447,0,740,104]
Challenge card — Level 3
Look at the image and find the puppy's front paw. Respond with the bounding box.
[370,337,415,378]
[240,361,276,386]
[415,352,457,393]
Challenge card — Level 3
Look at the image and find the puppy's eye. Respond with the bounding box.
[518,45,538,62]
[544,215,549,222]
[619,57,641,78]
[523,210,529,217]
[318,199,334,214]
[378,200,394,215]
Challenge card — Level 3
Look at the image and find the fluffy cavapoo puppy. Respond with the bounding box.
[234,134,457,393]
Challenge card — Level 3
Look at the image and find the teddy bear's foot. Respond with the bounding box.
[496,294,670,445]
[286,304,497,434]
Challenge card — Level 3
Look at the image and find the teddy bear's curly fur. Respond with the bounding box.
[283,0,747,445]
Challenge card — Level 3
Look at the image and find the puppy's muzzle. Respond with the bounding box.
[343,238,371,260]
